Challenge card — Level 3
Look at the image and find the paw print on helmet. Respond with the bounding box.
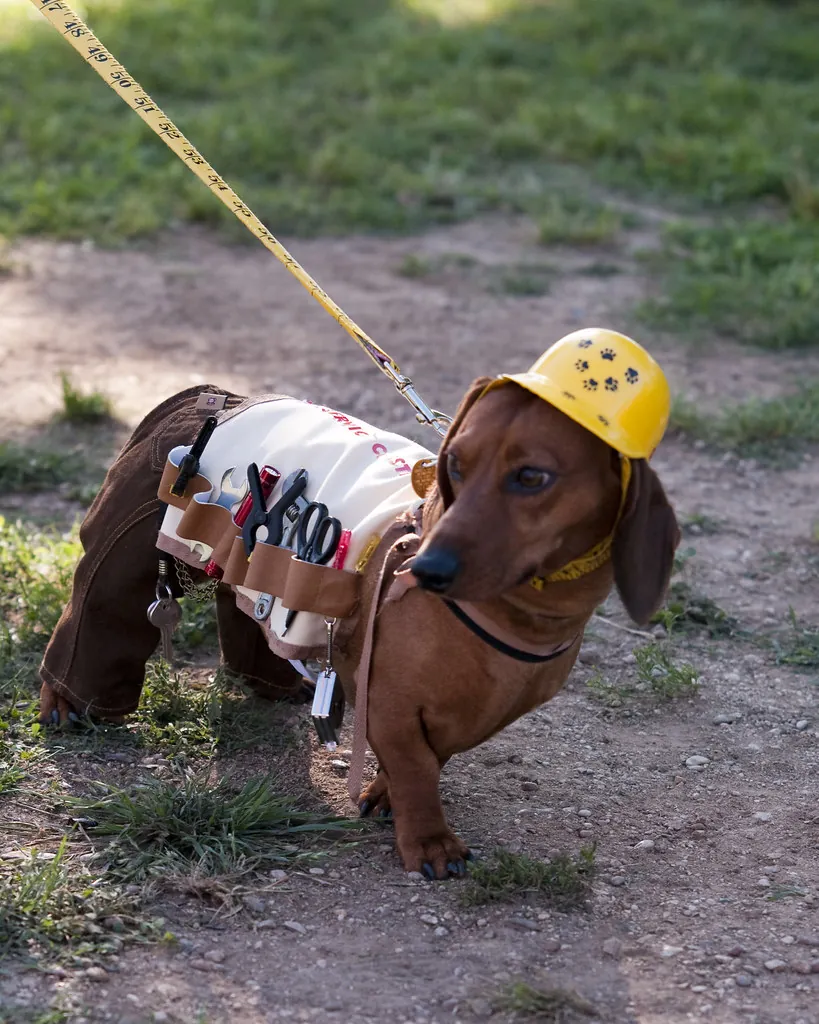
[600,348,616,361]
[604,377,618,392]
[624,367,639,384]
[575,359,589,372]
[577,338,594,349]
[582,378,599,392]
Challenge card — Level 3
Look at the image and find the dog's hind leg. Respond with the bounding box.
[215,589,307,701]
[39,386,244,725]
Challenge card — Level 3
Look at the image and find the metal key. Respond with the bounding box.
[147,597,182,663]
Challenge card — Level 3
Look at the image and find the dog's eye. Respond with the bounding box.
[510,467,552,493]
[447,453,463,483]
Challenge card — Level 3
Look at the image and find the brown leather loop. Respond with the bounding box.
[243,544,293,596]
[281,559,359,618]
[157,460,210,508]
[222,536,251,586]
[175,501,234,550]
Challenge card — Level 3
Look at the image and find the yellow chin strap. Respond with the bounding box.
[530,455,632,589]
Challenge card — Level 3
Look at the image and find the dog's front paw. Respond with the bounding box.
[398,830,471,881]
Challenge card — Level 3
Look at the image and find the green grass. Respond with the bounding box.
[587,642,699,705]
[461,847,595,909]
[635,642,701,697]
[0,517,80,694]
[669,383,819,460]
[58,373,112,425]
[0,837,162,964]
[492,981,597,1022]
[771,610,819,671]
[537,194,634,246]
[73,773,363,882]
[641,220,819,350]
[0,443,87,493]
[1,0,817,246]
[652,581,738,639]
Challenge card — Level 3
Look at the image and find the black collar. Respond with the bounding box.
[442,599,575,664]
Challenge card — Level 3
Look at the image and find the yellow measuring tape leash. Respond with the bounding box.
[28,0,449,437]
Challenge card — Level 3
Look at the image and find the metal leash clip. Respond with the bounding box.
[311,617,345,751]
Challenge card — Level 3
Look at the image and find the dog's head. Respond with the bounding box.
[414,377,679,624]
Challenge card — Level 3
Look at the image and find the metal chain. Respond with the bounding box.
[174,557,219,603]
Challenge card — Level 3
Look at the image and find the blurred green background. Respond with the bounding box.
[1,0,818,348]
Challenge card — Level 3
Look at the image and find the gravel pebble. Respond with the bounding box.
[543,939,561,953]
[507,917,541,932]
[796,720,809,731]
[735,975,754,988]
[191,959,224,972]
[269,869,288,881]
[308,867,325,876]
[283,921,307,935]
[434,926,449,937]
[661,945,684,958]
[578,809,592,818]
[764,959,789,972]
[602,938,623,958]
[685,755,709,768]
[85,966,108,983]
[610,875,626,887]
[713,713,741,725]
[243,896,266,914]
[797,935,819,947]
[634,840,655,852]
[467,998,493,1019]
[420,914,438,926]
[204,949,226,963]
[753,812,772,823]
[521,781,538,793]
[406,872,425,882]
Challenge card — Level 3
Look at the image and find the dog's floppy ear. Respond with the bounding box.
[612,458,680,626]
[423,377,494,526]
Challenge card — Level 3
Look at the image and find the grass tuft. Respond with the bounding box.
[0,837,161,964]
[641,220,819,351]
[0,443,87,494]
[58,373,112,425]
[652,581,738,639]
[492,980,597,1022]
[771,610,819,671]
[461,847,595,909]
[635,642,700,698]
[73,773,364,882]
[668,383,819,461]
[537,194,632,247]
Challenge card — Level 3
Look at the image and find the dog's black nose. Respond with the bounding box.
[411,548,461,593]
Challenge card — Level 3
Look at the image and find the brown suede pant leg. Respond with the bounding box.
[40,385,301,718]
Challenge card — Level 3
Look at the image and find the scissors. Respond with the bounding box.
[282,503,342,632]
[242,466,309,557]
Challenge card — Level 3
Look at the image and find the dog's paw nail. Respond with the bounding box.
[358,800,371,817]
[67,711,80,723]
[448,859,466,877]
[422,862,436,880]
[378,808,392,820]
[49,710,59,725]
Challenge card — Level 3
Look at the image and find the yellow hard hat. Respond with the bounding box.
[491,327,670,459]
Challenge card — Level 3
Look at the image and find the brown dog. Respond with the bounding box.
[39,374,678,880]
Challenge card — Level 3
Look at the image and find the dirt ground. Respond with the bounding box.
[0,216,817,1024]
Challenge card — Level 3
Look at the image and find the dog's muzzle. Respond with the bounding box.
[410,548,461,594]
